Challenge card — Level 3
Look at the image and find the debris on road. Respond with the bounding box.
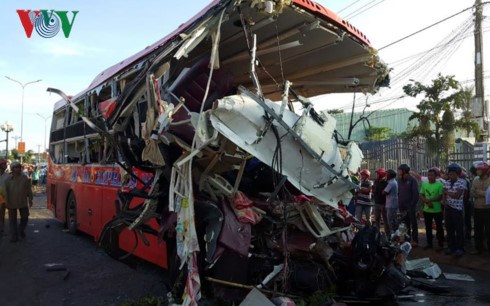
[406,257,442,279]
[443,273,476,282]
[45,263,71,280]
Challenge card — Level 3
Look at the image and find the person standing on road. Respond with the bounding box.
[397,164,420,247]
[383,169,398,233]
[355,169,374,223]
[32,166,40,193]
[5,161,33,242]
[459,170,473,240]
[40,166,47,186]
[0,159,10,234]
[420,168,445,251]
[373,168,389,235]
[443,163,467,257]
[470,162,490,254]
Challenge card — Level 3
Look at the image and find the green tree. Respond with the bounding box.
[327,109,344,115]
[25,150,34,163]
[10,148,19,161]
[457,86,481,138]
[403,74,481,165]
[366,126,394,141]
[9,148,34,163]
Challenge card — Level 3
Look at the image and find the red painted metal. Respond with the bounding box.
[291,0,371,46]
[47,158,168,269]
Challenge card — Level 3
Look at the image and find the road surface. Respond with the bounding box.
[0,191,167,306]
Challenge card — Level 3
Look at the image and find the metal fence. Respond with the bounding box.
[359,138,488,175]
[359,138,438,174]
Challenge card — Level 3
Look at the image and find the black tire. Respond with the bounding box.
[66,192,78,235]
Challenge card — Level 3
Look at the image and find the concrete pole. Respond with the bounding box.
[474,0,487,140]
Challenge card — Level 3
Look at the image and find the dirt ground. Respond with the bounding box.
[0,190,168,306]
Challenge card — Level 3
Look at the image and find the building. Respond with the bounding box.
[332,108,414,142]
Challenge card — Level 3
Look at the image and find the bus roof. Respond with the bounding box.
[54,0,375,109]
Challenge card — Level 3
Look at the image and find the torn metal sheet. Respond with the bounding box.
[209,94,361,208]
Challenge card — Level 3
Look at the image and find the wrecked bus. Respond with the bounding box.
[46,0,402,304]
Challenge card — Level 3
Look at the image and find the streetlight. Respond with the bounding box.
[4,76,42,142]
[0,122,14,159]
[36,113,52,152]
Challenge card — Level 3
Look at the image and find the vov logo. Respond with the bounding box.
[17,10,79,38]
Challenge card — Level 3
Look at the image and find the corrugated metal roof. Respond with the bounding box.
[332,108,413,141]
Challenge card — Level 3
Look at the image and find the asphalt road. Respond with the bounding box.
[0,192,167,306]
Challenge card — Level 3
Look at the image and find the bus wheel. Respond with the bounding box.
[66,192,78,235]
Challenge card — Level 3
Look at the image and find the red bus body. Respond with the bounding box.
[47,160,167,268]
[45,0,384,274]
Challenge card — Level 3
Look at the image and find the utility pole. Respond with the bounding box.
[474,0,487,141]
[37,144,41,164]
[11,135,20,149]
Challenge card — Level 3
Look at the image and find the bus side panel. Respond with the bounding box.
[99,187,118,241]
[119,226,168,269]
[100,189,168,268]
[55,181,71,224]
[77,184,103,238]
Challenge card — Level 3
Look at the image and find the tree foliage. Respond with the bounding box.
[457,86,481,138]
[403,74,480,165]
[366,126,394,141]
[327,109,344,115]
[9,148,34,163]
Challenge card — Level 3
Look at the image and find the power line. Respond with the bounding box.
[345,0,386,20]
[339,16,474,112]
[343,0,379,19]
[338,0,364,14]
[379,4,481,51]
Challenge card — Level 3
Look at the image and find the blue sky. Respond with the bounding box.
[0,0,484,151]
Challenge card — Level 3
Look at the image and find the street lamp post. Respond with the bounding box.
[4,76,42,143]
[1,122,14,159]
[36,113,52,152]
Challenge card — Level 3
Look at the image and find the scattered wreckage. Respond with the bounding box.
[46,0,420,304]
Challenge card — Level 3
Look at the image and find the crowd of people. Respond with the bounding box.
[350,162,490,257]
[0,159,46,242]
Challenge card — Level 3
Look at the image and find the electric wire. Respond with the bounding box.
[378,3,485,50]
[336,15,474,113]
[338,0,364,14]
[344,0,386,20]
[343,0,381,19]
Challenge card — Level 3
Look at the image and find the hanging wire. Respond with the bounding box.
[343,0,380,19]
[338,0,364,14]
[344,0,386,20]
[336,14,474,112]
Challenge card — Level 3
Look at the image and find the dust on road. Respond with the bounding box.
[0,191,167,306]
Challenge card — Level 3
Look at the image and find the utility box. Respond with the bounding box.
[474,142,490,162]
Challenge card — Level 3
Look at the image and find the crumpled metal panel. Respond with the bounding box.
[210,94,363,208]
